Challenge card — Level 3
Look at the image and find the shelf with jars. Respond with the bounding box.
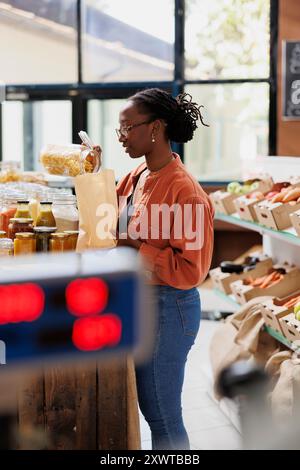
[0,183,80,256]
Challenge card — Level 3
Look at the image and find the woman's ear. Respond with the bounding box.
[153,119,163,133]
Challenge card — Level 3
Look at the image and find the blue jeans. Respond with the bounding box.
[135,285,201,450]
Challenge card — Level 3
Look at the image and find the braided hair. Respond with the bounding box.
[129,88,209,143]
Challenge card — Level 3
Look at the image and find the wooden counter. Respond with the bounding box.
[18,357,141,450]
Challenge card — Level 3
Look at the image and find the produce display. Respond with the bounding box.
[244,268,286,289]
[263,182,291,201]
[292,298,300,320]
[226,179,260,195]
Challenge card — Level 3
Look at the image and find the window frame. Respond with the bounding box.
[0,0,278,182]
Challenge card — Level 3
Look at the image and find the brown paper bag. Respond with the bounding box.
[75,171,118,251]
[210,296,278,398]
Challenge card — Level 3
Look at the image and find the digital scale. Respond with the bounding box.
[0,247,154,369]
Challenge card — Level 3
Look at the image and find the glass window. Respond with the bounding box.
[2,101,24,165]
[184,83,269,181]
[2,100,72,170]
[185,0,270,80]
[83,0,174,83]
[88,99,142,180]
[0,1,77,84]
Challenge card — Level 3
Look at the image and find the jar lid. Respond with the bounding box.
[40,201,53,205]
[34,226,57,233]
[15,232,35,239]
[17,200,30,204]
[51,232,69,238]
[52,193,76,198]
[0,238,14,246]
[9,218,34,223]
[64,230,79,235]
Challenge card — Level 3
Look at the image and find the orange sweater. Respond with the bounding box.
[116,154,215,290]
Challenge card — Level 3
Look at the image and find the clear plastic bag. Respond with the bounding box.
[40,131,101,177]
[0,161,21,183]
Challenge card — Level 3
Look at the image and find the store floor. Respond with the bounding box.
[139,317,243,450]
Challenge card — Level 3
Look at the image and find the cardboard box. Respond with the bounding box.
[209,190,239,215]
[280,313,300,343]
[260,290,300,334]
[255,200,300,230]
[209,255,273,294]
[231,266,300,305]
[290,209,300,236]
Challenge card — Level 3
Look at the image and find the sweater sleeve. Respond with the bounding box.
[139,196,214,289]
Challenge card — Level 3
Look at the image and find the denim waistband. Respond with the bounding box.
[154,285,198,296]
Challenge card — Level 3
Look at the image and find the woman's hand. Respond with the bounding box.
[118,234,142,250]
[81,144,102,169]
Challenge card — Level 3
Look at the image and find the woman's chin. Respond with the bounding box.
[128,150,143,159]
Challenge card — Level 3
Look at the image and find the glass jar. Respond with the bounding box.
[64,230,79,250]
[34,227,57,253]
[0,231,6,238]
[52,194,79,232]
[49,233,69,252]
[0,238,14,256]
[36,201,56,227]
[0,196,18,233]
[8,218,34,240]
[29,198,39,224]
[15,200,31,218]
[14,232,36,256]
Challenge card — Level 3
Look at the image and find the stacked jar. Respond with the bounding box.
[0,195,18,234]
[51,194,79,232]
[64,230,79,250]
[34,201,57,253]
[0,238,13,256]
[49,233,70,252]
[14,233,36,255]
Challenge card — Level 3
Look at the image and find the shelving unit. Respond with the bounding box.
[215,213,300,247]
[209,157,300,355]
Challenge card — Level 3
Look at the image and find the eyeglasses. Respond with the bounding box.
[115,120,153,139]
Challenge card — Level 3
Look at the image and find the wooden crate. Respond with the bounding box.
[255,200,300,230]
[210,190,239,215]
[234,196,262,222]
[280,313,300,343]
[209,255,273,294]
[231,266,300,305]
[260,290,300,334]
[253,177,274,194]
[290,209,300,236]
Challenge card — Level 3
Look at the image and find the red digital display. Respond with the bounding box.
[66,277,109,317]
[0,283,45,325]
[72,314,122,351]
